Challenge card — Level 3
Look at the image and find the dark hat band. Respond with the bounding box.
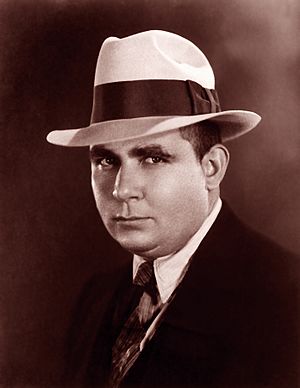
[91,79,221,124]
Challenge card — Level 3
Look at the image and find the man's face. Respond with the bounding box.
[90,130,211,259]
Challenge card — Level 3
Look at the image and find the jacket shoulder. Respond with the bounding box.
[211,202,299,279]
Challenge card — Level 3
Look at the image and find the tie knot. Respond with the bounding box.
[133,261,154,287]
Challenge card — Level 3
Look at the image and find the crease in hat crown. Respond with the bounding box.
[95,30,215,88]
[46,29,261,147]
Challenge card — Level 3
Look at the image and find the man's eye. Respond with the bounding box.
[97,157,116,167]
[144,156,164,164]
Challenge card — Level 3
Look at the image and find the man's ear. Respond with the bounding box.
[201,145,230,190]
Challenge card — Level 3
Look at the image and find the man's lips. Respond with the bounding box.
[113,216,151,222]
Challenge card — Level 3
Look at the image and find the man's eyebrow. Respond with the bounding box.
[129,144,172,158]
[89,146,117,160]
[89,143,173,161]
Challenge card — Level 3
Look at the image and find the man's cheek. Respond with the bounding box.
[150,180,180,201]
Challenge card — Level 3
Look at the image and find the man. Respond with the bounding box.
[47,30,299,387]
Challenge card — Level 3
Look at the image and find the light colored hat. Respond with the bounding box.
[47,30,261,147]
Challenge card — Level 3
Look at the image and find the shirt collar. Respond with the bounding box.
[133,198,222,303]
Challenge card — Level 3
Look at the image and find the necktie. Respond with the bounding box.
[110,260,161,387]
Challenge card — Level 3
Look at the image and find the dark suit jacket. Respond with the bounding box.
[65,204,299,387]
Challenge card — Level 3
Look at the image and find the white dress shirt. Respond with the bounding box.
[133,198,222,304]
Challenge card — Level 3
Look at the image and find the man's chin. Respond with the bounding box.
[116,237,158,258]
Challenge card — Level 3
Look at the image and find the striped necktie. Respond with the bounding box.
[109,260,161,387]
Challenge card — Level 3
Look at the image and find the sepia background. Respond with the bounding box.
[1,0,300,385]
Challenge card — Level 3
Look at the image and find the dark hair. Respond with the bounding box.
[179,122,221,161]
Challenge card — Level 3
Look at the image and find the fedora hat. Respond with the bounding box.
[47,30,261,146]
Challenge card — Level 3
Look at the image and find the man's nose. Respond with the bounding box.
[112,166,144,201]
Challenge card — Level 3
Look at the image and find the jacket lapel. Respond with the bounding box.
[161,202,247,332]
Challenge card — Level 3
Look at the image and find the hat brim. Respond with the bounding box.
[46,110,261,147]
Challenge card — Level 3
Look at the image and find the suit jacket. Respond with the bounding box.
[65,204,299,387]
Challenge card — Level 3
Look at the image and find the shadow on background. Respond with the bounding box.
[1,0,299,385]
